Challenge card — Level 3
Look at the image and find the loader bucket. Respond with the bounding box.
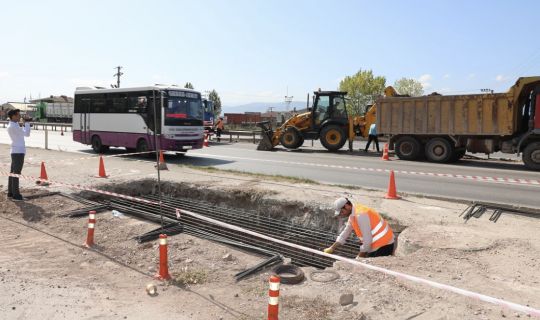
[256,121,275,151]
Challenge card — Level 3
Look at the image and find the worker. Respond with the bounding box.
[7,109,31,201]
[364,123,380,152]
[215,117,224,142]
[324,197,395,258]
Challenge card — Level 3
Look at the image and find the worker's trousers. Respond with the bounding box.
[364,135,380,152]
[8,153,25,196]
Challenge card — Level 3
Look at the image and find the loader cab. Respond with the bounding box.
[311,91,348,129]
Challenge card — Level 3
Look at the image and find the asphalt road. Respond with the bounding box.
[1,129,539,208]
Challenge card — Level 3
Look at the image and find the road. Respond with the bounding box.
[1,129,539,208]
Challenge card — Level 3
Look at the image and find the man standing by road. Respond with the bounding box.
[7,109,31,201]
[364,123,380,152]
[324,197,395,258]
[215,116,224,142]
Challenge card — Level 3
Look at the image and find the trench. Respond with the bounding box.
[78,179,406,269]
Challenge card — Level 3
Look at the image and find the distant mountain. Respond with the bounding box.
[222,101,307,114]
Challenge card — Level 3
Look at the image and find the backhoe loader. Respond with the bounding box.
[256,87,398,152]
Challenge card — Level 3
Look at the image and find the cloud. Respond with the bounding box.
[0,71,9,78]
[418,74,432,89]
[468,73,476,79]
[443,74,450,79]
[495,74,506,82]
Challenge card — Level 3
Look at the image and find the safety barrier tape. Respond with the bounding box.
[188,153,540,186]
[0,150,158,168]
[1,170,539,317]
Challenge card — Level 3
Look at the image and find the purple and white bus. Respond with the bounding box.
[73,86,204,154]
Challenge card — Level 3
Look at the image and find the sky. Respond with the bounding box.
[1,0,540,107]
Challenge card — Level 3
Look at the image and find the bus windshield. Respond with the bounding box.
[165,90,203,125]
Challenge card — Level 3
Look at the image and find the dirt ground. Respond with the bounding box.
[0,145,539,320]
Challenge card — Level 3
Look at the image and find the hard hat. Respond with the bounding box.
[333,197,348,216]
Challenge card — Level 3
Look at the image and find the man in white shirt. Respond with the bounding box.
[7,109,31,201]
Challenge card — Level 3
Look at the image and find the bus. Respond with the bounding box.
[72,86,204,154]
[202,99,215,132]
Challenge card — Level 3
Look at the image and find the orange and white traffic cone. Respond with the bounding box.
[384,170,401,200]
[83,210,96,248]
[156,150,168,170]
[381,143,390,161]
[96,156,108,178]
[36,161,50,186]
[155,234,171,280]
[268,275,280,320]
[203,134,210,147]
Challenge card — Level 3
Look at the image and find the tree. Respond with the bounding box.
[208,89,222,117]
[338,69,386,116]
[184,82,194,89]
[393,78,423,96]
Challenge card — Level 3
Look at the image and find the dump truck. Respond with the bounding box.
[365,77,540,170]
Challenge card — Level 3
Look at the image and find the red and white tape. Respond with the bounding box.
[1,170,539,317]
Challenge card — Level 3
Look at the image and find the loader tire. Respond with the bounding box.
[280,127,303,149]
[320,125,346,151]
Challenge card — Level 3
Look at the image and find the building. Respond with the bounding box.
[0,102,37,119]
[223,112,262,125]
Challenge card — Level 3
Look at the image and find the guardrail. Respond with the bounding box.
[223,130,263,144]
[0,121,73,132]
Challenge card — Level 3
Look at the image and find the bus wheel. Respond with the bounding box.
[523,142,540,170]
[137,139,148,152]
[91,136,108,153]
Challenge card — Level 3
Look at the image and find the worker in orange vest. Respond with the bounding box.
[215,117,224,142]
[324,197,395,258]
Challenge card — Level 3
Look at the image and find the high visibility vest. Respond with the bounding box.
[216,120,224,130]
[349,203,393,250]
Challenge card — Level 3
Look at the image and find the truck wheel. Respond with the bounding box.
[523,142,540,170]
[425,138,454,163]
[91,135,109,153]
[320,125,346,151]
[395,136,422,160]
[280,127,303,149]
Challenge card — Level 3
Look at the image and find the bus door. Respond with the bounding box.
[80,96,91,144]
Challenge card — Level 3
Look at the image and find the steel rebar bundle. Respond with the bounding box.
[107,195,361,269]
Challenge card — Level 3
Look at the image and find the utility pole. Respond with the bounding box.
[284,86,293,112]
[113,66,123,88]
[268,106,275,126]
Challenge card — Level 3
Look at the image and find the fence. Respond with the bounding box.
[0,121,73,132]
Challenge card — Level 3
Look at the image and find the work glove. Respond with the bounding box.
[323,247,334,254]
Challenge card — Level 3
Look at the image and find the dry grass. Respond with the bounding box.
[172,267,208,286]
[280,295,335,319]
[181,165,320,185]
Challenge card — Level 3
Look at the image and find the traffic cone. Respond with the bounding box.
[36,161,50,186]
[384,170,401,199]
[156,150,168,170]
[381,143,390,161]
[203,134,210,147]
[96,156,108,178]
